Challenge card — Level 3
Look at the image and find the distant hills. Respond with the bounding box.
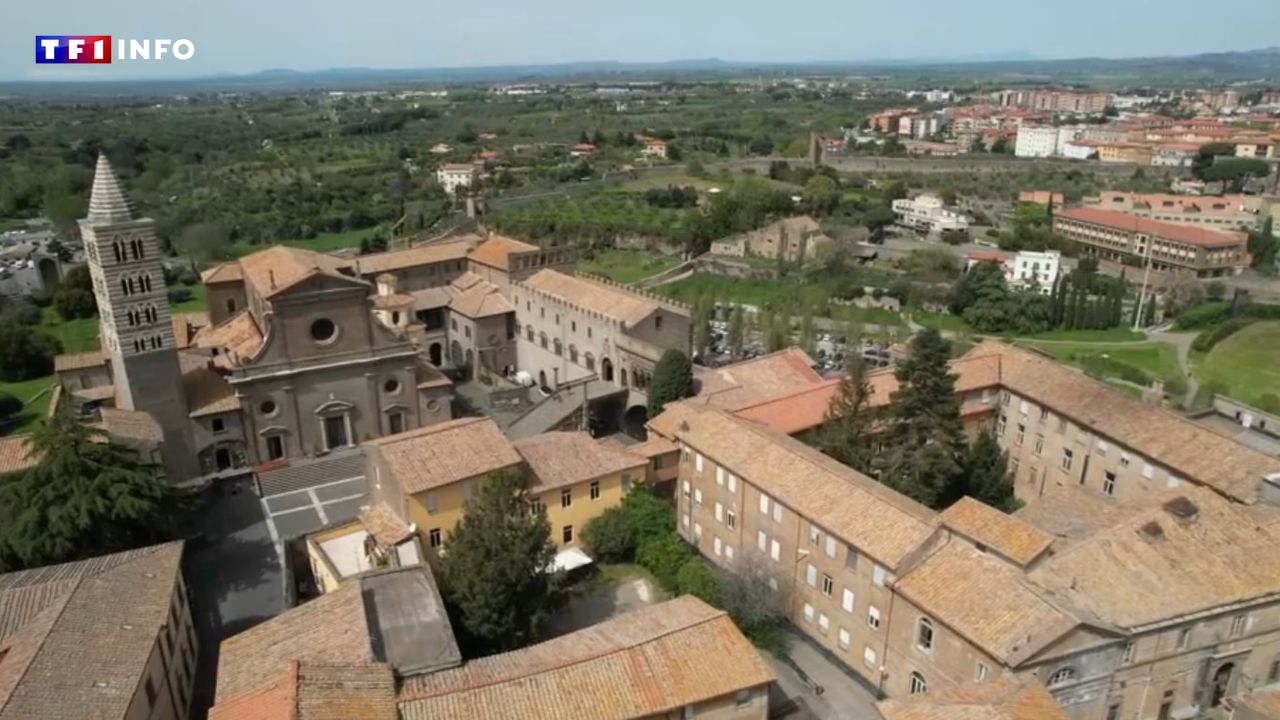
[4,47,1279,96]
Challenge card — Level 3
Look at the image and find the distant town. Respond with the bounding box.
[0,41,1279,720]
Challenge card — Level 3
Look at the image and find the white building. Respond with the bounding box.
[966,249,1061,294]
[436,163,478,195]
[1062,140,1096,160]
[1014,126,1060,158]
[897,114,941,139]
[892,195,970,235]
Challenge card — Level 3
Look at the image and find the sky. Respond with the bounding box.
[3,0,1279,81]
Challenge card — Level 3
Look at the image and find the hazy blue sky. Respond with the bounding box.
[4,0,1278,81]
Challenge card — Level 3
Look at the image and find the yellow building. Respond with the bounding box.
[361,416,646,569]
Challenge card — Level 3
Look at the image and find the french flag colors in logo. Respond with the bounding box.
[36,36,112,64]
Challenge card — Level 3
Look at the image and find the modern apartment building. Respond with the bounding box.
[995,89,1113,115]
[1054,207,1250,279]
[0,542,198,720]
[892,195,970,236]
[1014,126,1061,158]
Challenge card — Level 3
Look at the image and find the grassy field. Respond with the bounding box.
[579,249,682,285]
[911,310,973,333]
[1018,327,1146,342]
[0,374,56,435]
[1019,340,1181,385]
[655,273,830,310]
[224,227,380,259]
[172,283,209,314]
[1195,321,1280,407]
[830,304,907,328]
[40,309,100,354]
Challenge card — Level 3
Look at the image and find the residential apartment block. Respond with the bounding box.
[0,542,197,720]
[1083,192,1263,232]
[892,195,970,236]
[1053,207,1250,279]
[994,89,1113,115]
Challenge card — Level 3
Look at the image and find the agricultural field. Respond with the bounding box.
[578,249,682,285]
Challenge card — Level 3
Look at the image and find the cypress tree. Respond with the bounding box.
[818,355,878,475]
[648,349,695,417]
[960,429,1020,512]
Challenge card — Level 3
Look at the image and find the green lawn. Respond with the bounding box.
[1195,321,1280,408]
[172,283,209,314]
[1019,340,1182,386]
[0,374,56,435]
[579,249,682,285]
[224,227,380,259]
[911,310,973,334]
[40,309,100,354]
[1017,327,1146,342]
[655,273,831,309]
[830,304,907,328]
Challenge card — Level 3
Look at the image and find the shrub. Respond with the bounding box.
[581,507,635,563]
[636,534,693,592]
[1163,374,1188,399]
[720,565,789,653]
[0,322,59,382]
[0,392,22,423]
[52,287,97,320]
[178,269,199,286]
[1173,302,1231,330]
[675,558,721,606]
[620,489,674,546]
[167,288,193,305]
[1191,317,1254,353]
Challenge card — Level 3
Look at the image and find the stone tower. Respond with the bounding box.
[80,154,196,480]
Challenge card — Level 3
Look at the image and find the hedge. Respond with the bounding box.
[1191,317,1255,353]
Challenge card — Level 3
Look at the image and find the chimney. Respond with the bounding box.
[269,269,276,289]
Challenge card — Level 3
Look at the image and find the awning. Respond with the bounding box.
[551,547,593,573]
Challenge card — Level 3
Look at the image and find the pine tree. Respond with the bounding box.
[879,329,967,509]
[0,410,183,570]
[959,429,1019,512]
[648,349,695,417]
[818,355,878,474]
[727,306,745,358]
[440,470,562,654]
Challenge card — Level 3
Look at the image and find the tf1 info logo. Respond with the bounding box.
[35,36,196,64]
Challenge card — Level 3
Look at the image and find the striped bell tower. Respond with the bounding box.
[80,154,196,479]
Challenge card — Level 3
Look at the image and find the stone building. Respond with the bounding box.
[709,216,834,265]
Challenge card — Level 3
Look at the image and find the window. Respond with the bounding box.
[770,539,781,562]
[803,603,815,623]
[864,647,877,669]
[1122,641,1135,664]
[694,523,702,538]
[388,411,405,435]
[822,537,836,559]
[976,663,988,682]
[868,606,881,629]
[1019,399,1029,415]
[211,417,225,434]
[694,488,703,506]
[309,318,338,343]
[1061,448,1074,472]
[1103,471,1117,495]
[1097,440,1110,455]
[590,481,600,501]
[429,528,442,548]
[1120,452,1131,467]
[1001,390,1010,406]
[727,474,737,493]
[713,537,723,556]
[873,564,886,587]
[716,466,724,485]
[839,628,851,650]
[531,497,545,515]
[1106,704,1121,720]
[695,453,703,472]
[909,672,927,695]
[561,488,572,508]
[265,435,285,460]
[1142,462,1155,480]
[682,513,689,528]
[1010,458,1020,476]
[1047,667,1076,687]
[997,414,1007,436]
[726,510,736,529]
[1034,434,1044,455]
[621,474,631,493]
[846,545,858,570]
[1016,424,1025,446]
[725,545,734,562]
[821,574,833,597]
[772,503,783,524]
[842,588,855,613]
[806,564,817,587]
[1058,416,1067,433]
[1231,614,1247,636]
[818,613,830,634]
[563,525,573,544]
[734,689,752,708]
[1177,627,1191,649]
[682,480,691,497]
[1269,659,1280,683]
[714,502,723,523]
[809,525,821,546]
[757,531,767,552]
[917,618,935,652]
[759,494,770,515]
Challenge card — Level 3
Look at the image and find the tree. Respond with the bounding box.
[675,558,720,606]
[648,349,694,417]
[959,429,1019,512]
[51,264,97,320]
[637,533,693,591]
[0,392,22,426]
[693,294,713,357]
[0,322,59,382]
[1162,275,1206,318]
[620,487,674,546]
[878,329,967,508]
[439,470,562,654]
[0,409,182,570]
[798,307,816,353]
[174,223,232,265]
[727,306,745,357]
[581,506,634,563]
[720,558,788,652]
[802,175,841,216]
[819,355,878,474]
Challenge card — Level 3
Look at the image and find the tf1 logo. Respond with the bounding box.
[35,36,196,64]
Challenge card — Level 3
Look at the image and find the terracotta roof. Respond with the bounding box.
[878,678,1070,720]
[467,235,539,271]
[367,417,522,495]
[968,250,1011,262]
[181,352,241,418]
[1233,686,1280,720]
[1028,487,1280,630]
[359,502,415,547]
[448,274,514,318]
[98,407,164,445]
[172,311,210,349]
[353,240,472,276]
[201,261,244,285]
[972,343,1280,502]
[53,350,105,372]
[237,245,357,299]
[896,543,1082,665]
[521,269,685,328]
[1056,207,1246,247]
[0,436,36,476]
[410,286,453,310]
[731,353,1001,436]
[626,436,677,459]
[0,542,185,720]
[397,596,773,720]
[210,661,398,720]
[193,310,264,367]
[1014,484,1142,546]
[939,497,1054,568]
[216,583,376,702]
[676,408,936,569]
[371,292,414,310]
[514,432,646,492]
[690,347,825,412]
